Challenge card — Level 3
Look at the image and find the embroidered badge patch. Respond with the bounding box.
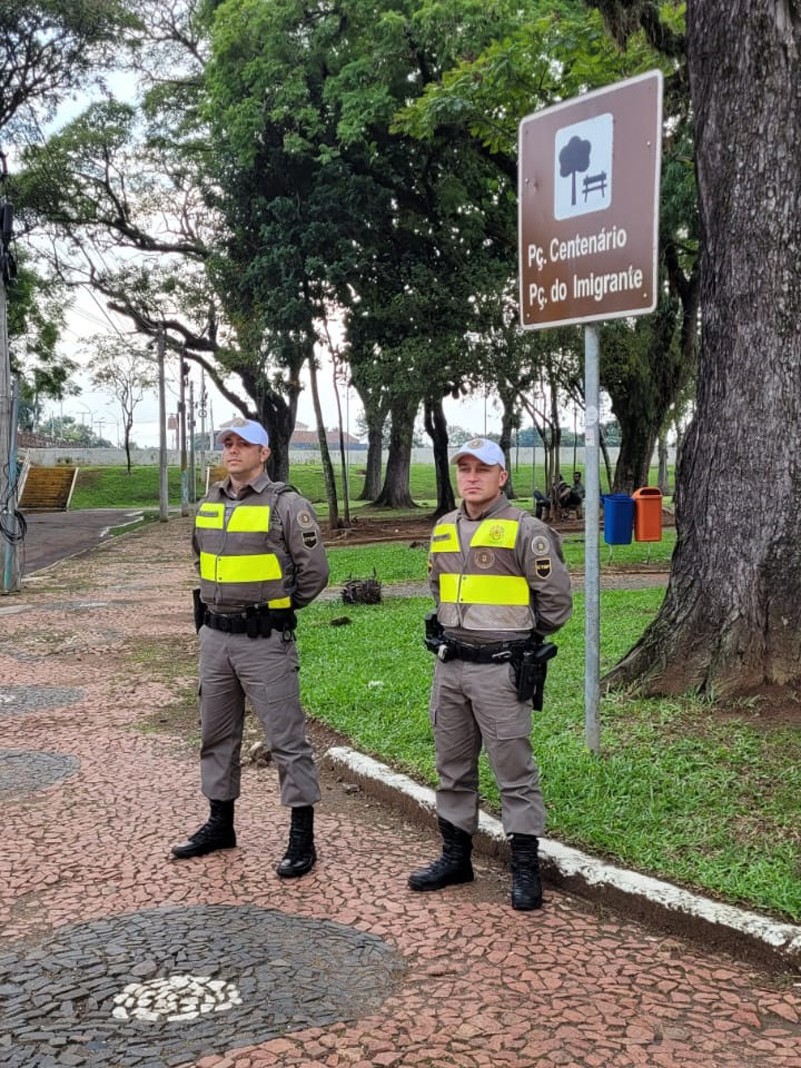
[297,510,314,528]
[474,548,495,569]
[302,531,319,548]
[532,535,550,556]
[488,523,505,543]
[534,557,552,579]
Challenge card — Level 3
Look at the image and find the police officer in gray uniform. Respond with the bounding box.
[409,438,572,910]
[172,418,329,878]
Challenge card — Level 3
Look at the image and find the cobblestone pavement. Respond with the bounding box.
[2,518,800,1067]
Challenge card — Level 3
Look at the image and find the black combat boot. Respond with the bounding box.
[510,833,543,911]
[276,805,317,878]
[171,799,236,859]
[408,817,474,891]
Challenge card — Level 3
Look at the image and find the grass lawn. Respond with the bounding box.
[299,573,801,924]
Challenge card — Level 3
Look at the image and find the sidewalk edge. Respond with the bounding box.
[322,745,801,975]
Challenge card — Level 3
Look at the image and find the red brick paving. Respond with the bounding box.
[2,517,800,1067]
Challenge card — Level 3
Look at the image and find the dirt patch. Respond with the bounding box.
[714,683,801,730]
[322,511,589,547]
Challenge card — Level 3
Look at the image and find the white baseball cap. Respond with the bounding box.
[215,418,269,447]
[451,437,506,470]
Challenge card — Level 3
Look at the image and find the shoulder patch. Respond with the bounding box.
[296,510,315,528]
[532,535,550,556]
[534,557,552,579]
[301,530,319,549]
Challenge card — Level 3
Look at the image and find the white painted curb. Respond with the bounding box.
[324,745,801,970]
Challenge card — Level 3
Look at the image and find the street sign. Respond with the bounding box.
[519,70,663,330]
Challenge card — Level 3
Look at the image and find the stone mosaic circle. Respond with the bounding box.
[0,685,85,715]
[0,903,405,1067]
[0,750,80,799]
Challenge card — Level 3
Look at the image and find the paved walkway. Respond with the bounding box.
[18,508,146,575]
[1,518,799,1067]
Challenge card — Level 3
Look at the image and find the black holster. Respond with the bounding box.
[513,642,558,710]
[192,588,205,633]
[424,610,445,655]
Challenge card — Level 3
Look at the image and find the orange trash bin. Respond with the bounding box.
[632,486,663,542]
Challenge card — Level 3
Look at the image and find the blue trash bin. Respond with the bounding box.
[603,494,635,545]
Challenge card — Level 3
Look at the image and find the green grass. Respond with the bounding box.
[70,466,206,509]
[68,463,673,514]
[296,579,801,923]
[325,531,676,587]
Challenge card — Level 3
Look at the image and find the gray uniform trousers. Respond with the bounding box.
[430,657,546,837]
[198,626,321,807]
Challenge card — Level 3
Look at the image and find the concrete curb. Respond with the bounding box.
[323,745,801,975]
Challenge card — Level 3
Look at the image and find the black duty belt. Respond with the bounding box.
[203,606,296,639]
[436,637,534,664]
[204,611,256,634]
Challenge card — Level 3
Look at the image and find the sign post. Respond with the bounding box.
[518,71,663,752]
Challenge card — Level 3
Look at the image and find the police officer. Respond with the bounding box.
[409,438,572,910]
[172,418,329,878]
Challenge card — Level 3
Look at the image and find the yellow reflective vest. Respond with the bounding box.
[193,478,329,612]
[429,501,572,636]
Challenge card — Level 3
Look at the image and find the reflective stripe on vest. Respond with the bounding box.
[440,572,530,606]
[195,502,225,528]
[195,503,271,531]
[430,522,459,552]
[436,516,528,608]
[199,551,282,584]
[468,518,518,549]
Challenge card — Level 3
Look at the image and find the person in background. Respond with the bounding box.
[409,438,573,910]
[533,488,550,521]
[172,418,329,879]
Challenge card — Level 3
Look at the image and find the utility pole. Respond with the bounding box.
[198,370,208,496]
[178,354,189,516]
[158,326,169,522]
[188,377,196,504]
[0,177,20,595]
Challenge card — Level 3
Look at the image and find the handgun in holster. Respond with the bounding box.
[424,610,445,655]
[514,641,558,710]
[192,588,206,633]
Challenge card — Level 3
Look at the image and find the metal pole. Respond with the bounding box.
[188,377,196,504]
[199,370,207,497]
[158,327,169,522]
[584,322,601,754]
[179,357,188,517]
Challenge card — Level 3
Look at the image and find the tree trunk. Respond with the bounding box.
[657,432,670,496]
[606,0,801,697]
[424,397,456,518]
[254,384,295,482]
[308,357,342,529]
[605,297,684,493]
[372,395,419,508]
[359,422,384,500]
[498,395,518,500]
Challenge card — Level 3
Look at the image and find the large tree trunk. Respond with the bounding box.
[424,396,456,518]
[372,395,419,508]
[606,0,801,697]
[497,385,518,499]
